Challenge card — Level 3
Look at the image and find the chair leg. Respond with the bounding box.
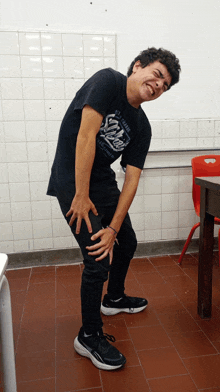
[178,222,200,265]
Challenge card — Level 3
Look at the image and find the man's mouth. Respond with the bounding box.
[146,84,155,96]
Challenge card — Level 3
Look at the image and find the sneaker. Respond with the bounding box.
[101,294,148,316]
[74,328,126,370]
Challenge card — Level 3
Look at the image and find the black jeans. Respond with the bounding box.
[58,199,137,334]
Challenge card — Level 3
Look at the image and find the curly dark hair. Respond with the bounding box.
[127,47,181,88]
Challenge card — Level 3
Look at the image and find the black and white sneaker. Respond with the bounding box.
[74,328,126,371]
[101,294,148,316]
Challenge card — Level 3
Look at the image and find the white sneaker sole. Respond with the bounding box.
[101,304,148,316]
[74,337,125,371]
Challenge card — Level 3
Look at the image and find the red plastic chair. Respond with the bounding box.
[178,155,220,265]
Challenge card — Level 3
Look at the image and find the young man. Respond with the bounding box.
[47,47,181,370]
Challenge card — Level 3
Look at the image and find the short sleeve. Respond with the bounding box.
[120,120,151,170]
[73,68,117,117]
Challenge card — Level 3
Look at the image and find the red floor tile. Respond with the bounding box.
[138,346,187,379]
[183,354,220,389]
[17,378,55,392]
[148,374,198,392]
[170,330,217,358]
[100,365,150,392]
[56,358,101,392]
[15,350,55,382]
[149,255,177,266]
[129,324,172,351]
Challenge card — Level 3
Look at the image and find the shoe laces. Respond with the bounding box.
[98,331,116,343]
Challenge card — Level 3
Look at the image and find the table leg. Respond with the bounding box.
[198,187,214,318]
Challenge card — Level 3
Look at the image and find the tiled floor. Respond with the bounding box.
[3,252,220,391]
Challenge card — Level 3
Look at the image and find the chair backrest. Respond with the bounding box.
[192,155,220,216]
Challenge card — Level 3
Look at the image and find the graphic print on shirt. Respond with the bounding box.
[97,110,131,159]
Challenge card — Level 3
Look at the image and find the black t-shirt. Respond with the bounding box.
[47,68,151,206]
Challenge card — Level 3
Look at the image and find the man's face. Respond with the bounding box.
[131,60,172,103]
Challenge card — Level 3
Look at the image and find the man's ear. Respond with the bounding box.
[132,60,141,73]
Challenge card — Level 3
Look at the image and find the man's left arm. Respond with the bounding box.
[86,164,142,261]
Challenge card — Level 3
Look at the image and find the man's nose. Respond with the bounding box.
[156,79,163,89]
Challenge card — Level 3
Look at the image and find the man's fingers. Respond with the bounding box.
[84,216,93,233]
[75,217,82,234]
[95,250,109,262]
[91,204,98,216]
[90,229,105,241]
[66,209,72,218]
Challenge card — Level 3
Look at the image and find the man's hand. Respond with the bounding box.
[86,227,117,262]
[66,195,98,234]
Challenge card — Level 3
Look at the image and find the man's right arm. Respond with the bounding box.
[66,104,103,233]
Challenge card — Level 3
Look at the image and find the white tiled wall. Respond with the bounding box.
[0,30,219,254]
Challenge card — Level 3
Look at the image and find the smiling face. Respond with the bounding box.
[127,60,172,108]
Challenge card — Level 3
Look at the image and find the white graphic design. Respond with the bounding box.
[98,113,131,153]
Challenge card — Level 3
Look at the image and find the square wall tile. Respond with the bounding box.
[179,193,194,211]
[0,184,10,202]
[47,141,57,162]
[84,57,104,79]
[83,35,103,57]
[52,218,71,237]
[4,122,26,142]
[26,121,47,142]
[14,240,30,252]
[46,121,60,141]
[162,121,180,139]
[44,78,65,99]
[6,142,27,162]
[104,57,116,68]
[162,211,178,229]
[28,162,49,182]
[104,36,115,57]
[0,241,14,254]
[42,56,64,77]
[179,210,196,228]
[10,202,32,221]
[8,163,29,183]
[0,163,8,183]
[145,212,162,231]
[32,219,52,239]
[31,200,51,220]
[22,78,44,99]
[62,33,83,56]
[130,213,145,231]
[180,120,197,138]
[196,138,214,148]
[63,57,84,78]
[2,100,24,121]
[53,236,73,249]
[198,120,215,137]
[129,195,144,214]
[1,78,22,99]
[178,175,192,193]
[23,100,45,120]
[19,32,41,55]
[41,33,62,56]
[13,221,33,240]
[27,142,48,162]
[145,229,162,242]
[0,32,19,54]
[0,144,7,162]
[162,228,179,240]
[64,79,84,100]
[162,194,178,212]
[144,177,162,195]
[0,222,13,241]
[45,100,66,121]
[30,182,48,201]
[51,199,62,219]
[20,56,42,77]
[0,55,21,77]
[0,203,11,223]
[34,237,53,250]
[162,176,179,194]
[144,195,162,213]
[9,183,30,202]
